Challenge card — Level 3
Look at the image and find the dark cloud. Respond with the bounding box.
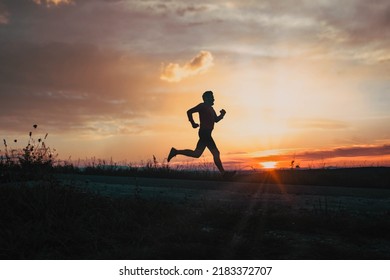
[306,145,390,159]
[206,0,390,61]
[0,42,148,94]
[253,145,390,163]
[175,4,209,17]
[0,41,164,134]
[136,1,210,17]
[0,2,9,24]
[301,1,390,50]
[0,0,165,48]
[2,0,389,54]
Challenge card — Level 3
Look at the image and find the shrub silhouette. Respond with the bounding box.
[1,125,57,181]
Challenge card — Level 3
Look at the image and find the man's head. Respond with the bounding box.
[202,90,215,106]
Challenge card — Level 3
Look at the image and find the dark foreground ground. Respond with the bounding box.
[1,169,390,259]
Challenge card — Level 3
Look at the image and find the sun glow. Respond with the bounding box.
[260,161,277,169]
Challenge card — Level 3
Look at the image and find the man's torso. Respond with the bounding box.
[196,103,216,130]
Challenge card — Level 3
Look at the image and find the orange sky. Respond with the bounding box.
[1,0,390,169]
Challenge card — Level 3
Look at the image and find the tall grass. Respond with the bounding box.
[54,155,222,181]
[1,125,57,182]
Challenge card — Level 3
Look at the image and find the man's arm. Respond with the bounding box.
[215,109,226,123]
[187,105,200,128]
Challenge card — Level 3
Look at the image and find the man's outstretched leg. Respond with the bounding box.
[167,143,206,162]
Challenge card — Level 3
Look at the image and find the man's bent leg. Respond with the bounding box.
[176,148,203,158]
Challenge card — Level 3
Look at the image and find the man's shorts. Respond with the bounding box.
[197,128,218,151]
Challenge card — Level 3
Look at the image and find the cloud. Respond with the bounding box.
[132,1,212,18]
[252,145,390,163]
[0,3,9,24]
[306,145,390,159]
[0,13,8,24]
[0,42,166,135]
[175,4,209,17]
[160,51,214,82]
[32,0,74,6]
[3,0,387,64]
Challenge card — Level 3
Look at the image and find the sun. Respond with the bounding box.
[260,161,277,169]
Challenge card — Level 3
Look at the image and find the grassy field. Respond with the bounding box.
[1,166,390,260]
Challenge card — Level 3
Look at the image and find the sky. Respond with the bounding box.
[1,0,390,169]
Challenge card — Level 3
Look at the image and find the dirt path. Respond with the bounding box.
[57,174,390,214]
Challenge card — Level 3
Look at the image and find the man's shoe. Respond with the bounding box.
[167,147,177,162]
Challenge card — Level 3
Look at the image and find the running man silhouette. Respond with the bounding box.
[167,90,227,174]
